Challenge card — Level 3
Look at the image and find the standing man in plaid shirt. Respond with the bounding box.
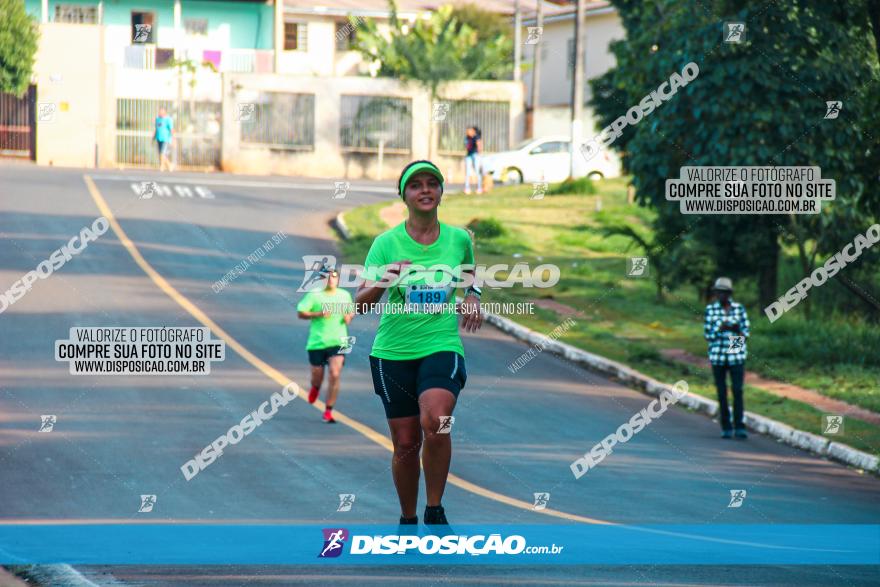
[704,277,750,439]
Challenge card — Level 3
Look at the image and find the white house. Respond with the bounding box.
[520,0,626,177]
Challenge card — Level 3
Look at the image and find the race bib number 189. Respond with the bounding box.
[405,284,449,311]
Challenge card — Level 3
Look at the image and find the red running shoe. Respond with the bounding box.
[322,409,335,423]
[308,386,319,404]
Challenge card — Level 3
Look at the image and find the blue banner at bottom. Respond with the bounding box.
[0,524,877,565]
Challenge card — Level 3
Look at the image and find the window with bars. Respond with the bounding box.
[115,99,221,168]
[239,93,315,150]
[185,19,208,36]
[284,22,308,51]
[339,95,412,152]
[55,5,98,24]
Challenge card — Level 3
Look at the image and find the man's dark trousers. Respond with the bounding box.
[712,363,745,430]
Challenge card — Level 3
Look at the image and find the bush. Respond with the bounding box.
[466,217,506,239]
[547,177,597,196]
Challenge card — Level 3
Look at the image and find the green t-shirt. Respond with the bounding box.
[296,288,353,350]
[363,221,475,360]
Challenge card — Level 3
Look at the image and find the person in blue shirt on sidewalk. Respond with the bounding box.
[154,107,174,172]
[703,277,751,439]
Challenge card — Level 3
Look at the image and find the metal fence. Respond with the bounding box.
[340,95,412,153]
[239,92,314,150]
[0,86,35,159]
[116,98,221,168]
[437,100,510,154]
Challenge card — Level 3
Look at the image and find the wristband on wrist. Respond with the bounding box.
[465,285,482,300]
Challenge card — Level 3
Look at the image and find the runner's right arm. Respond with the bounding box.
[297,309,329,319]
[296,292,329,319]
[355,259,411,314]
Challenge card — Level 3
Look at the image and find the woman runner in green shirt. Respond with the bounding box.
[356,160,483,527]
[297,266,354,423]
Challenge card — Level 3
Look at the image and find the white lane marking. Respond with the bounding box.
[130,182,213,199]
[195,186,214,199]
[104,175,393,194]
[174,185,194,198]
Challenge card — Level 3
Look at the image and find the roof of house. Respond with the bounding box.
[523,1,615,24]
[282,0,584,18]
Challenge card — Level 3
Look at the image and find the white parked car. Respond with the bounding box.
[481,135,620,185]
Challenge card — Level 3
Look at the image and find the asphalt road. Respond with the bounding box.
[0,163,878,586]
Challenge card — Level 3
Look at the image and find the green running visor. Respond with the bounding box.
[399,162,444,197]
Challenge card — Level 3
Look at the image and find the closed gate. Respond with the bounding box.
[116,98,221,169]
[0,85,36,159]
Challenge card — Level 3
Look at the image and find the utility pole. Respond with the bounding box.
[569,0,586,179]
[529,0,543,136]
[514,0,522,81]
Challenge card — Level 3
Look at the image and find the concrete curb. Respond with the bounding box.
[483,310,879,474]
[333,211,352,241]
[332,215,878,474]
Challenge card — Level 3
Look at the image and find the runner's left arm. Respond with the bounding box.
[460,277,482,333]
[458,231,482,332]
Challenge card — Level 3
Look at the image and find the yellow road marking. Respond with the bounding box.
[83,175,613,526]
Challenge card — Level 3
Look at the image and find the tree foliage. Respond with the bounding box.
[0,0,40,96]
[449,2,514,79]
[590,0,880,310]
[351,0,513,97]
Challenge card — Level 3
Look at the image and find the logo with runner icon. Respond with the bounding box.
[437,416,455,434]
[138,494,157,513]
[822,414,844,435]
[137,181,158,199]
[727,335,745,353]
[824,101,842,120]
[723,22,745,44]
[333,181,350,200]
[39,415,57,432]
[318,528,349,558]
[533,492,550,510]
[339,336,356,355]
[727,489,746,508]
[298,256,336,292]
[337,494,356,512]
[627,257,649,278]
[133,23,152,43]
[530,182,548,200]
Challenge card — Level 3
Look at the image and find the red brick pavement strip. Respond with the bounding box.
[0,567,30,587]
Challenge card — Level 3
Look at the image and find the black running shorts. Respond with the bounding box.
[368,352,467,419]
[308,346,345,367]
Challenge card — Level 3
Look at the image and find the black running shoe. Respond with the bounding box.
[424,505,448,525]
[397,515,419,538]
